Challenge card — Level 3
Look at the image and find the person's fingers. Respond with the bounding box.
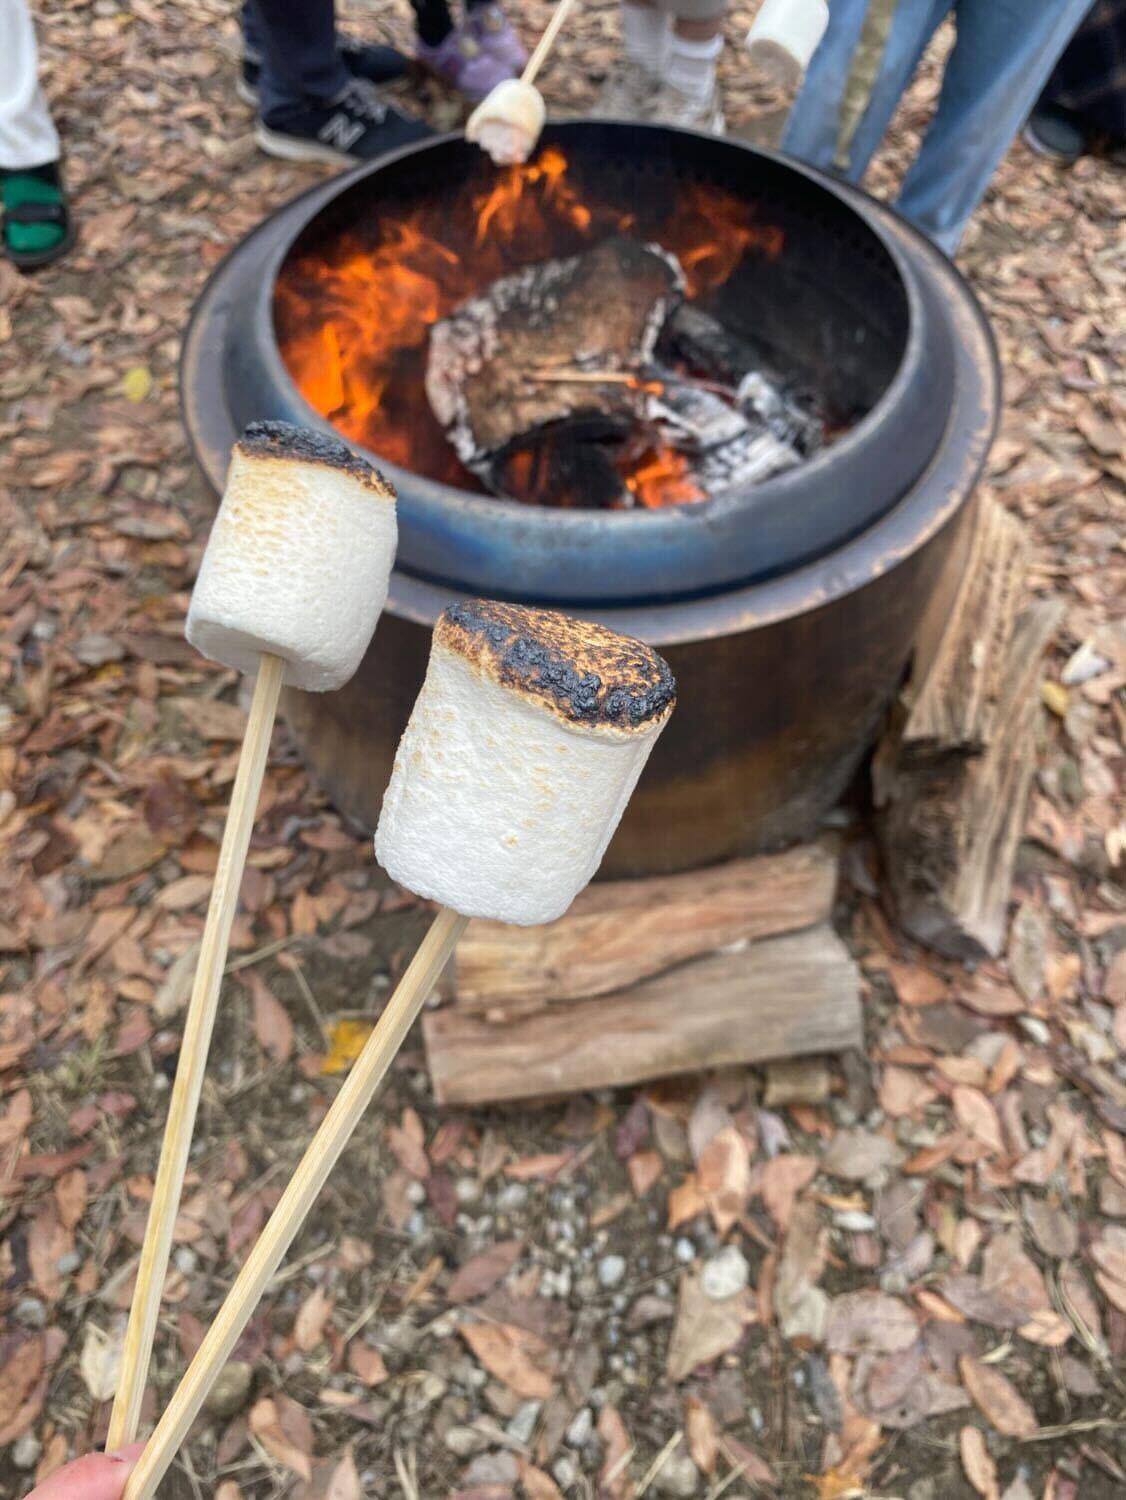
[28,1444,145,1500]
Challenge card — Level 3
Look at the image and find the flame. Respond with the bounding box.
[624,445,705,509]
[274,147,784,506]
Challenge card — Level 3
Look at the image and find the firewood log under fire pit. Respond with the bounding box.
[425,235,825,508]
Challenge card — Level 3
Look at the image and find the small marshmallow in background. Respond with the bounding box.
[187,421,397,691]
[466,79,547,166]
[376,599,675,925]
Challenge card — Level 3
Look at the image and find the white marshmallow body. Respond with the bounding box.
[187,442,397,691]
[466,79,546,166]
[376,641,668,926]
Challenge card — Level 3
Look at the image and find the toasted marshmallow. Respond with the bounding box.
[375,600,675,925]
[187,422,397,692]
[466,79,546,166]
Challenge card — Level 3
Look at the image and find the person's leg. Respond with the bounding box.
[594,0,670,118]
[650,0,725,129]
[0,0,71,267]
[463,0,527,76]
[783,0,949,180]
[896,0,1097,252]
[0,0,60,169]
[247,0,348,119]
[250,0,430,162]
[413,0,520,97]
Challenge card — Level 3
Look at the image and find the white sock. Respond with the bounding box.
[667,32,721,102]
[622,2,671,76]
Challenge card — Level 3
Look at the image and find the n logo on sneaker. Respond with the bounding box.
[319,112,366,152]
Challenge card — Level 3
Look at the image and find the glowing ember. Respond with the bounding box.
[274,147,784,507]
[624,446,705,509]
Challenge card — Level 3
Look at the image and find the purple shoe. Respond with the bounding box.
[469,4,528,73]
[417,22,514,100]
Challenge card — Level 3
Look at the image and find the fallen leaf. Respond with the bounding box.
[122,364,153,402]
[387,1106,428,1179]
[55,1167,88,1230]
[760,1152,817,1231]
[247,973,294,1064]
[520,1461,564,1499]
[666,1265,755,1381]
[447,1240,524,1303]
[952,1087,1006,1156]
[346,1343,388,1386]
[0,1338,44,1430]
[698,1125,752,1233]
[960,1425,999,1500]
[597,1404,634,1500]
[321,1019,373,1075]
[960,1355,1038,1438]
[1021,1195,1078,1259]
[879,1065,937,1118]
[294,1287,334,1352]
[685,1395,719,1475]
[889,961,948,1007]
[459,1320,556,1399]
[825,1292,918,1355]
[628,1149,663,1197]
[249,1396,313,1481]
[823,1128,904,1183]
[79,1323,124,1402]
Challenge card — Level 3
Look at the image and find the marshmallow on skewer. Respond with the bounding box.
[124,600,674,1500]
[466,78,547,166]
[108,421,397,1454]
[187,420,397,691]
[376,599,675,925]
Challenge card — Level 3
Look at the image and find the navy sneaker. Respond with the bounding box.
[239,35,410,108]
[256,78,431,165]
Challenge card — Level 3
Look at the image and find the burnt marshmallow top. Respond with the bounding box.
[438,599,676,731]
[237,421,393,495]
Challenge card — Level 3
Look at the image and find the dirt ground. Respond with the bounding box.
[0,2,1124,1498]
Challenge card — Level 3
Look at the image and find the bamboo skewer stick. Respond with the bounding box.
[522,0,580,85]
[106,652,286,1450]
[124,906,470,1500]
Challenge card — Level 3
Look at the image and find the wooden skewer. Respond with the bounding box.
[123,906,470,1500]
[522,0,580,86]
[106,652,286,1450]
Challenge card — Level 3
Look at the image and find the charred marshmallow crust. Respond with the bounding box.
[237,420,392,494]
[439,599,676,730]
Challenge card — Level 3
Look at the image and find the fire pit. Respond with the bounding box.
[181,124,999,876]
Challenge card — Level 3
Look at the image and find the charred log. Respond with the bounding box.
[426,237,684,475]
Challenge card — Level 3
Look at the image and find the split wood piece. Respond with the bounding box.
[425,922,862,1105]
[106,652,285,1450]
[455,842,837,1014]
[876,599,1063,960]
[124,907,470,1500]
[900,495,1029,763]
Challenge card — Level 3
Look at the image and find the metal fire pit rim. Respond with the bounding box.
[182,177,998,649]
[242,126,939,541]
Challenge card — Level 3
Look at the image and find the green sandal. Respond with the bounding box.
[1,166,75,271]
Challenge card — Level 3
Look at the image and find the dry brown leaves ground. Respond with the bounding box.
[1,1,1124,1497]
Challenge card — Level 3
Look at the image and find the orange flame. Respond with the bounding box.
[274,147,784,505]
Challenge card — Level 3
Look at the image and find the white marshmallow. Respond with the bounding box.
[187,422,397,692]
[466,80,546,166]
[375,601,675,925]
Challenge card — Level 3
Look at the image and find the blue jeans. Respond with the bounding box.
[242,0,349,121]
[782,0,1094,253]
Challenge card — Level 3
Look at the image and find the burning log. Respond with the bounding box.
[426,234,827,508]
[426,236,684,478]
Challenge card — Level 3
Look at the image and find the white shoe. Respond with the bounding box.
[593,59,657,120]
[647,78,725,134]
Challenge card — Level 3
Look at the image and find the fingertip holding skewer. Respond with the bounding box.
[107,422,397,1451]
[123,601,674,1499]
